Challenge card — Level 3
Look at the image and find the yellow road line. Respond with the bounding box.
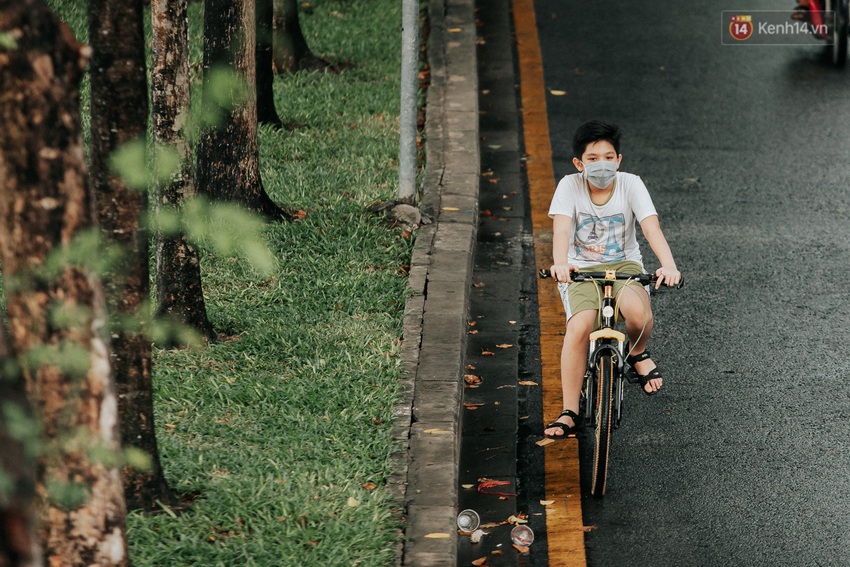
[512,1,587,564]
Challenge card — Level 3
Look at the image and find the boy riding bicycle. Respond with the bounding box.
[543,120,682,438]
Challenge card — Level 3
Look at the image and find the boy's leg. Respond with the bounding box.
[616,285,662,394]
[544,309,595,436]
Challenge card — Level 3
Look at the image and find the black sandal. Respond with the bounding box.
[545,409,579,439]
[626,351,663,396]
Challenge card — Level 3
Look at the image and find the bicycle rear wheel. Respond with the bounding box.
[590,353,614,496]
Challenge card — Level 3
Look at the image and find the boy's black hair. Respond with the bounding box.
[572,120,622,159]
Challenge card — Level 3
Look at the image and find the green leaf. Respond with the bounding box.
[25,342,91,378]
[0,32,17,50]
[204,66,249,114]
[109,139,149,191]
[46,478,89,511]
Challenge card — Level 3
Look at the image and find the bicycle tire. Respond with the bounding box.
[591,353,614,496]
[829,0,848,67]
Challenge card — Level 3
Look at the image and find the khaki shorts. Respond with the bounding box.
[556,260,649,321]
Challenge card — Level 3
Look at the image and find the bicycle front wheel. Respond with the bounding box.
[590,353,614,496]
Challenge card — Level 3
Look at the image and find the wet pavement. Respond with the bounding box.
[536,1,850,565]
[454,0,850,565]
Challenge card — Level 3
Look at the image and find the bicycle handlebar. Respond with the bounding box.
[538,269,684,289]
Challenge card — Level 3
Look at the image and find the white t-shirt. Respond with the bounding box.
[548,172,657,268]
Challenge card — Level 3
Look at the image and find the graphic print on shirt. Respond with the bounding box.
[574,212,626,262]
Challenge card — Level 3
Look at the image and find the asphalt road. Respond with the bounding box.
[531,1,850,565]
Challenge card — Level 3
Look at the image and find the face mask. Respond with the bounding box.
[582,160,617,188]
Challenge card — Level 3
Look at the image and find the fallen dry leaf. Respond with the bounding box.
[464,374,482,387]
[423,428,451,435]
[507,514,528,525]
[468,329,479,335]
[513,543,530,553]
[442,206,460,211]
[548,89,567,96]
[540,500,555,506]
[425,533,451,539]
[496,343,513,349]
[347,497,359,507]
[363,482,377,491]
[535,438,554,447]
[481,350,495,356]
[581,525,598,532]
[518,380,538,386]
[472,557,488,566]
[464,402,485,409]
[461,484,475,489]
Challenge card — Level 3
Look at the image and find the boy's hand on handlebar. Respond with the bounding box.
[654,266,681,290]
[550,264,579,283]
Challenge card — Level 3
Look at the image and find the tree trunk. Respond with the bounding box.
[151,0,217,342]
[256,0,283,127]
[88,0,175,511]
[198,0,288,220]
[0,326,41,567]
[271,0,328,73]
[0,2,129,564]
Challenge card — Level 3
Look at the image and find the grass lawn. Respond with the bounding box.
[45,1,415,565]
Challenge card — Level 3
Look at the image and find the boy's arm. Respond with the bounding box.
[550,214,577,283]
[639,214,681,289]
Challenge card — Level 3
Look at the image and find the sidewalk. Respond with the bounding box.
[393,0,480,564]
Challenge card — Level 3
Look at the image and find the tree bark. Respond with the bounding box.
[151,0,217,342]
[256,0,283,127]
[197,0,287,220]
[88,0,175,511]
[0,2,129,563]
[0,326,41,567]
[271,0,328,73]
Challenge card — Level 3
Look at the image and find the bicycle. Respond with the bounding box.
[539,268,682,496]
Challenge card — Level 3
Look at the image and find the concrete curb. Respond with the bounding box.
[394,0,479,564]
